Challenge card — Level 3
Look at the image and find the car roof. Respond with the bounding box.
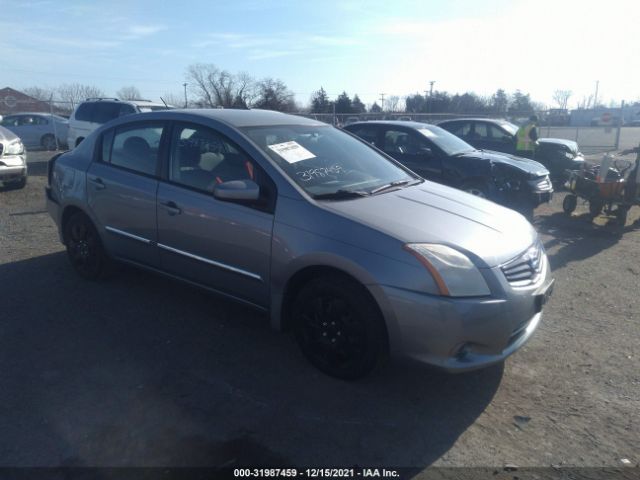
[4,112,54,116]
[438,117,510,124]
[346,120,436,129]
[140,109,326,128]
[80,98,168,108]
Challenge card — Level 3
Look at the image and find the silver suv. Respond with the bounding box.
[67,98,171,149]
[46,109,554,379]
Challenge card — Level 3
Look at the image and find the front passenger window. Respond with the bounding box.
[169,125,256,192]
[107,123,164,176]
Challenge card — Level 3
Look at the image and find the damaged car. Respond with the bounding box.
[437,118,585,180]
[0,125,27,189]
[344,121,552,217]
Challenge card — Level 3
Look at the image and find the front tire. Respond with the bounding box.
[8,176,27,190]
[563,194,577,214]
[292,275,387,380]
[41,134,57,151]
[63,212,109,280]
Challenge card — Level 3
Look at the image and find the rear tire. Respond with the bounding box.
[562,194,577,214]
[63,211,110,280]
[292,275,387,380]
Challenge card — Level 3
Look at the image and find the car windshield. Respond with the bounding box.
[242,124,417,198]
[417,126,475,156]
[500,122,519,136]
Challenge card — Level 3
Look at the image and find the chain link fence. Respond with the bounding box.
[2,89,639,155]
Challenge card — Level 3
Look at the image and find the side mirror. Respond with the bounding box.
[213,179,260,202]
[419,146,432,156]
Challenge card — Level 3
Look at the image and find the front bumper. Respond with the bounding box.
[380,256,553,372]
[530,190,553,205]
[0,155,27,182]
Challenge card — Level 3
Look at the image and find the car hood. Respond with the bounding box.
[0,125,20,143]
[538,137,579,153]
[458,150,549,177]
[322,181,537,268]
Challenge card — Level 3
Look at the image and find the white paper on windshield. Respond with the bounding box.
[268,141,316,163]
[418,129,436,138]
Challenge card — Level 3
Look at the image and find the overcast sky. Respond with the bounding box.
[2,0,639,108]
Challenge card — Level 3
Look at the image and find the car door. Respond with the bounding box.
[443,120,473,144]
[156,122,274,307]
[32,115,51,146]
[16,115,39,146]
[468,121,498,151]
[487,124,516,154]
[72,103,96,141]
[380,127,443,181]
[86,121,166,268]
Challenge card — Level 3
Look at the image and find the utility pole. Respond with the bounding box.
[379,93,385,112]
[593,80,599,109]
[183,83,188,108]
[426,80,435,114]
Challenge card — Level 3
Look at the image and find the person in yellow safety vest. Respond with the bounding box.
[515,115,539,159]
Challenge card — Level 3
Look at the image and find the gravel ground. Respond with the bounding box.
[0,151,638,475]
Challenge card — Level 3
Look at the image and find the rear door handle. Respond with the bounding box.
[88,176,105,190]
[159,200,182,216]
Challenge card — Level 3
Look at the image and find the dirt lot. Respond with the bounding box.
[0,151,639,474]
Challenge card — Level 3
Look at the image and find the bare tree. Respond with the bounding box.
[577,94,594,110]
[56,83,105,109]
[186,63,256,108]
[22,86,54,101]
[552,90,572,110]
[386,95,401,112]
[162,92,188,108]
[117,86,142,100]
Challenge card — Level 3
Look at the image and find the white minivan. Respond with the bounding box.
[67,98,172,149]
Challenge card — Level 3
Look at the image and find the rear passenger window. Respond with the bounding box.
[93,103,123,124]
[105,123,164,176]
[169,124,256,192]
[349,126,377,145]
[119,104,136,117]
[75,103,94,122]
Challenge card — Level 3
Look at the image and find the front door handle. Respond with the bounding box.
[88,176,105,190]
[159,200,182,216]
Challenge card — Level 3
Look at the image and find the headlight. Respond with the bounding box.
[404,243,491,297]
[5,140,25,155]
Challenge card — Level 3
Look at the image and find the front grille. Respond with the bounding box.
[531,175,552,192]
[501,242,544,286]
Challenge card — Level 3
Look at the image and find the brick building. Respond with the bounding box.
[0,87,59,115]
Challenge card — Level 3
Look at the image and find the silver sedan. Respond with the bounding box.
[0,125,27,189]
[45,109,554,379]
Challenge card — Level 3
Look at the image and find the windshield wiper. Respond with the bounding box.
[370,179,415,195]
[313,189,370,200]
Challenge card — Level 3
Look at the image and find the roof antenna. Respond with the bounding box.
[160,97,168,108]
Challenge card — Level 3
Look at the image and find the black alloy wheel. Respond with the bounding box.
[63,212,109,280]
[292,276,386,380]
